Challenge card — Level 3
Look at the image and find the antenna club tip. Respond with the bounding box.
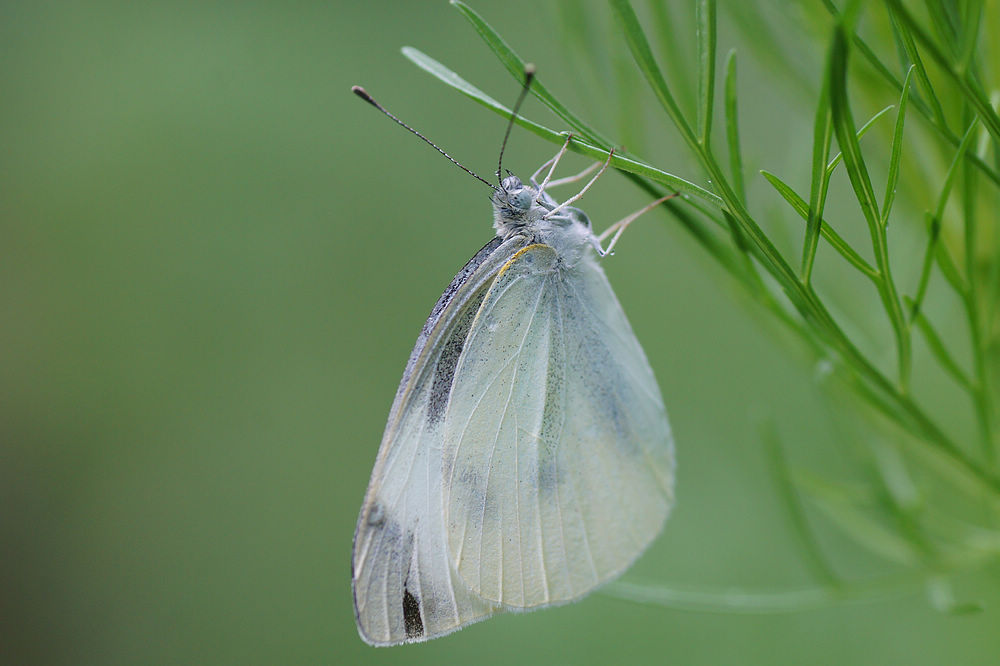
[352,86,379,107]
[523,63,536,77]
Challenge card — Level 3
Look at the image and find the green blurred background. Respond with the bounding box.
[2,1,998,664]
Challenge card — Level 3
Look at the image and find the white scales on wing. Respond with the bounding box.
[351,79,675,646]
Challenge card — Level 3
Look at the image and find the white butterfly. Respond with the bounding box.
[351,87,675,646]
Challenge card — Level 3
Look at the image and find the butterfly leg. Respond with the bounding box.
[543,148,615,220]
[596,193,678,256]
[543,162,602,190]
[531,133,574,193]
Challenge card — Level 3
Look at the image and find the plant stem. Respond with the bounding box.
[609,0,1000,496]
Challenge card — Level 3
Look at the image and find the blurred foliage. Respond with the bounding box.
[2,1,999,664]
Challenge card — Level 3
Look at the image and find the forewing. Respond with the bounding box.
[352,236,528,646]
[443,245,674,608]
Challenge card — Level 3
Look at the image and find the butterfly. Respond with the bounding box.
[351,79,675,646]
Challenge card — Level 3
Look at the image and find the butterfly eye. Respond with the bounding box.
[499,175,535,211]
[508,188,533,211]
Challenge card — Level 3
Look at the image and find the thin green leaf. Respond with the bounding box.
[408,2,1000,513]
[905,298,974,391]
[612,0,801,292]
[933,116,980,228]
[909,213,942,320]
[626,174,747,281]
[719,209,748,253]
[839,0,865,26]
[826,105,895,176]
[803,42,834,285]
[935,242,968,296]
[801,102,893,284]
[886,3,948,129]
[885,0,1000,145]
[401,47,721,205]
[696,0,717,147]
[882,66,915,223]
[720,209,768,292]
[611,31,646,151]
[682,193,729,231]
[607,0,1000,499]
[911,118,980,315]
[956,0,984,72]
[410,21,746,289]
[403,43,743,290]
[830,25,910,390]
[960,112,995,464]
[612,0,871,378]
[723,50,745,204]
[920,0,959,54]
[835,9,910,89]
[821,1,1000,188]
[450,0,611,148]
[761,170,878,281]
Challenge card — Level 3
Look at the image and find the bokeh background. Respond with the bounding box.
[3,1,998,664]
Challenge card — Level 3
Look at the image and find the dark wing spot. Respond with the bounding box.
[402,588,424,639]
[427,287,489,424]
[393,237,502,409]
[365,502,385,527]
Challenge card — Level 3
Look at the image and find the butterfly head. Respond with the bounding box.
[491,173,598,266]
[492,174,548,236]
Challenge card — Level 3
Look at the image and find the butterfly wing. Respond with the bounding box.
[352,235,529,646]
[442,244,675,608]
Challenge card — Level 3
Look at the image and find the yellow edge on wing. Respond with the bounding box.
[496,243,551,279]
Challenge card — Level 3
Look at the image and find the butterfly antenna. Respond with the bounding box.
[353,86,498,192]
[495,65,536,185]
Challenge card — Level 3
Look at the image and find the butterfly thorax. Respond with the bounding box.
[492,175,599,268]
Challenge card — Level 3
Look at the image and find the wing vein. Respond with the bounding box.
[549,284,574,596]
[513,410,525,605]
[558,281,599,587]
[444,274,533,461]
[475,279,547,603]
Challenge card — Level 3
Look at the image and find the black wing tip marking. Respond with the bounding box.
[402,588,425,639]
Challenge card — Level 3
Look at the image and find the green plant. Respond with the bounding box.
[403,0,999,613]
